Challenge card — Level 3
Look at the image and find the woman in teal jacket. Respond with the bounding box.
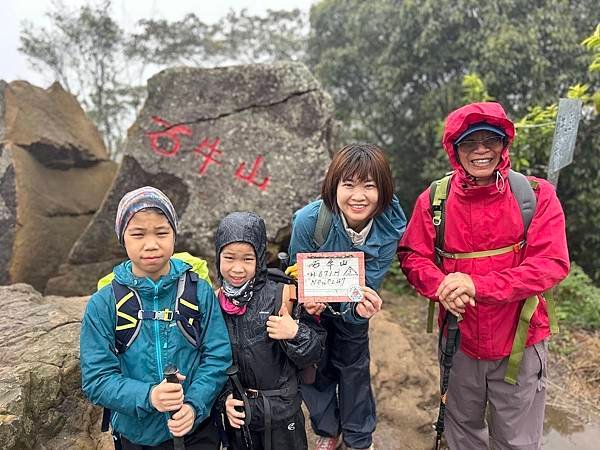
[288,144,406,450]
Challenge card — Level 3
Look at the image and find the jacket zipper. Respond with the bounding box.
[152,279,164,379]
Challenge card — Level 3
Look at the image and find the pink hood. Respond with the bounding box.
[442,102,515,185]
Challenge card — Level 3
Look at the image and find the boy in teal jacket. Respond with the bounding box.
[80,186,232,448]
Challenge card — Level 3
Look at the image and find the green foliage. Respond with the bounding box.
[581,23,600,73]
[511,104,557,173]
[382,259,415,296]
[307,0,598,210]
[462,74,494,103]
[555,263,600,330]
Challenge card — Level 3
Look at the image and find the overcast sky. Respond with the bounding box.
[0,0,315,87]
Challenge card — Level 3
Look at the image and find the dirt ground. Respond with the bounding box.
[304,289,600,450]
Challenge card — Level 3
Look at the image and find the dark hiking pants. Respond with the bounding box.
[300,317,375,449]
[119,417,220,450]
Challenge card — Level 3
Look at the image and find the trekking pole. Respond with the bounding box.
[434,313,460,450]
[225,365,253,449]
[277,252,290,272]
[164,364,186,450]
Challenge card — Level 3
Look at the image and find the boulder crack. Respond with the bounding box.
[160,89,318,129]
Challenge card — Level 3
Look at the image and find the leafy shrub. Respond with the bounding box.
[555,263,600,330]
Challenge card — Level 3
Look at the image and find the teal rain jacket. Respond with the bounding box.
[80,258,232,446]
[289,196,406,323]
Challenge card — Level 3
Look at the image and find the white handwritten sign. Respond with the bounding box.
[297,252,365,303]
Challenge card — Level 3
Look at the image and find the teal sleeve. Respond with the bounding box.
[79,289,155,419]
[183,281,232,426]
[288,206,318,264]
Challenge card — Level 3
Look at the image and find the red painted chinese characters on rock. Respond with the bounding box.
[145,115,271,191]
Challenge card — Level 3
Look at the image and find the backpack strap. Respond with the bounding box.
[507,169,537,235]
[313,200,333,248]
[174,271,204,348]
[427,174,452,333]
[111,280,143,354]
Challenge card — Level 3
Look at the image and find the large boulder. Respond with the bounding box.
[48,62,336,296]
[0,80,117,292]
[0,284,111,449]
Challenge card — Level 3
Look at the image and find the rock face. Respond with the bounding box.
[49,62,336,296]
[0,80,117,292]
[0,284,112,449]
[0,284,437,450]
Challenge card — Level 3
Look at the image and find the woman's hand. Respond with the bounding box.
[355,287,383,319]
[303,300,326,316]
[225,394,246,429]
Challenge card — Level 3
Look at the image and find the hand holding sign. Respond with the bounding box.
[297,252,365,303]
[355,286,383,319]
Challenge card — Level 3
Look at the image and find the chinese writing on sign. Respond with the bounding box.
[145,115,271,191]
[297,252,365,303]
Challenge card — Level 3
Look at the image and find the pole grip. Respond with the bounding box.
[163,364,186,450]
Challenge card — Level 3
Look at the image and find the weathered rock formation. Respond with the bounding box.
[48,62,336,296]
[0,284,112,449]
[0,284,437,450]
[0,80,117,292]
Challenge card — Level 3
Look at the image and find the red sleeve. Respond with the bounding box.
[471,179,570,304]
[397,189,445,300]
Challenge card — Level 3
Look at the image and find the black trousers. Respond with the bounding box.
[300,317,375,449]
[225,408,308,450]
[119,417,220,450]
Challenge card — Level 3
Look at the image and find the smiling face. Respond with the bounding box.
[219,242,257,287]
[456,130,505,185]
[336,176,379,231]
[123,209,174,280]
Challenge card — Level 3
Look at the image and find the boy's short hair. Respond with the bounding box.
[321,143,394,217]
[115,186,178,244]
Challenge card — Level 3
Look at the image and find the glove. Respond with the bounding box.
[285,263,298,280]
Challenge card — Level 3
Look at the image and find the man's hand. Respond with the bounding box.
[355,287,383,319]
[436,272,476,316]
[267,305,299,340]
[150,372,186,412]
[437,272,476,302]
[225,394,245,429]
[168,403,195,437]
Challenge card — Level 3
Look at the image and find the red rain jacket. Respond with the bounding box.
[398,102,570,359]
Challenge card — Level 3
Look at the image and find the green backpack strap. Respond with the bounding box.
[427,174,452,333]
[504,295,539,384]
[313,200,333,248]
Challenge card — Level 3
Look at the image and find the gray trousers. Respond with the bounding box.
[443,340,547,450]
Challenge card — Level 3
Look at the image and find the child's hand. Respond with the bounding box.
[150,373,186,412]
[355,287,383,319]
[225,394,246,429]
[303,300,326,316]
[267,306,299,340]
[168,403,195,437]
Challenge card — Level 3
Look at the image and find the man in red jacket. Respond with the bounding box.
[398,102,569,449]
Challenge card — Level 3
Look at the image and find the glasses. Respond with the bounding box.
[457,136,504,153]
